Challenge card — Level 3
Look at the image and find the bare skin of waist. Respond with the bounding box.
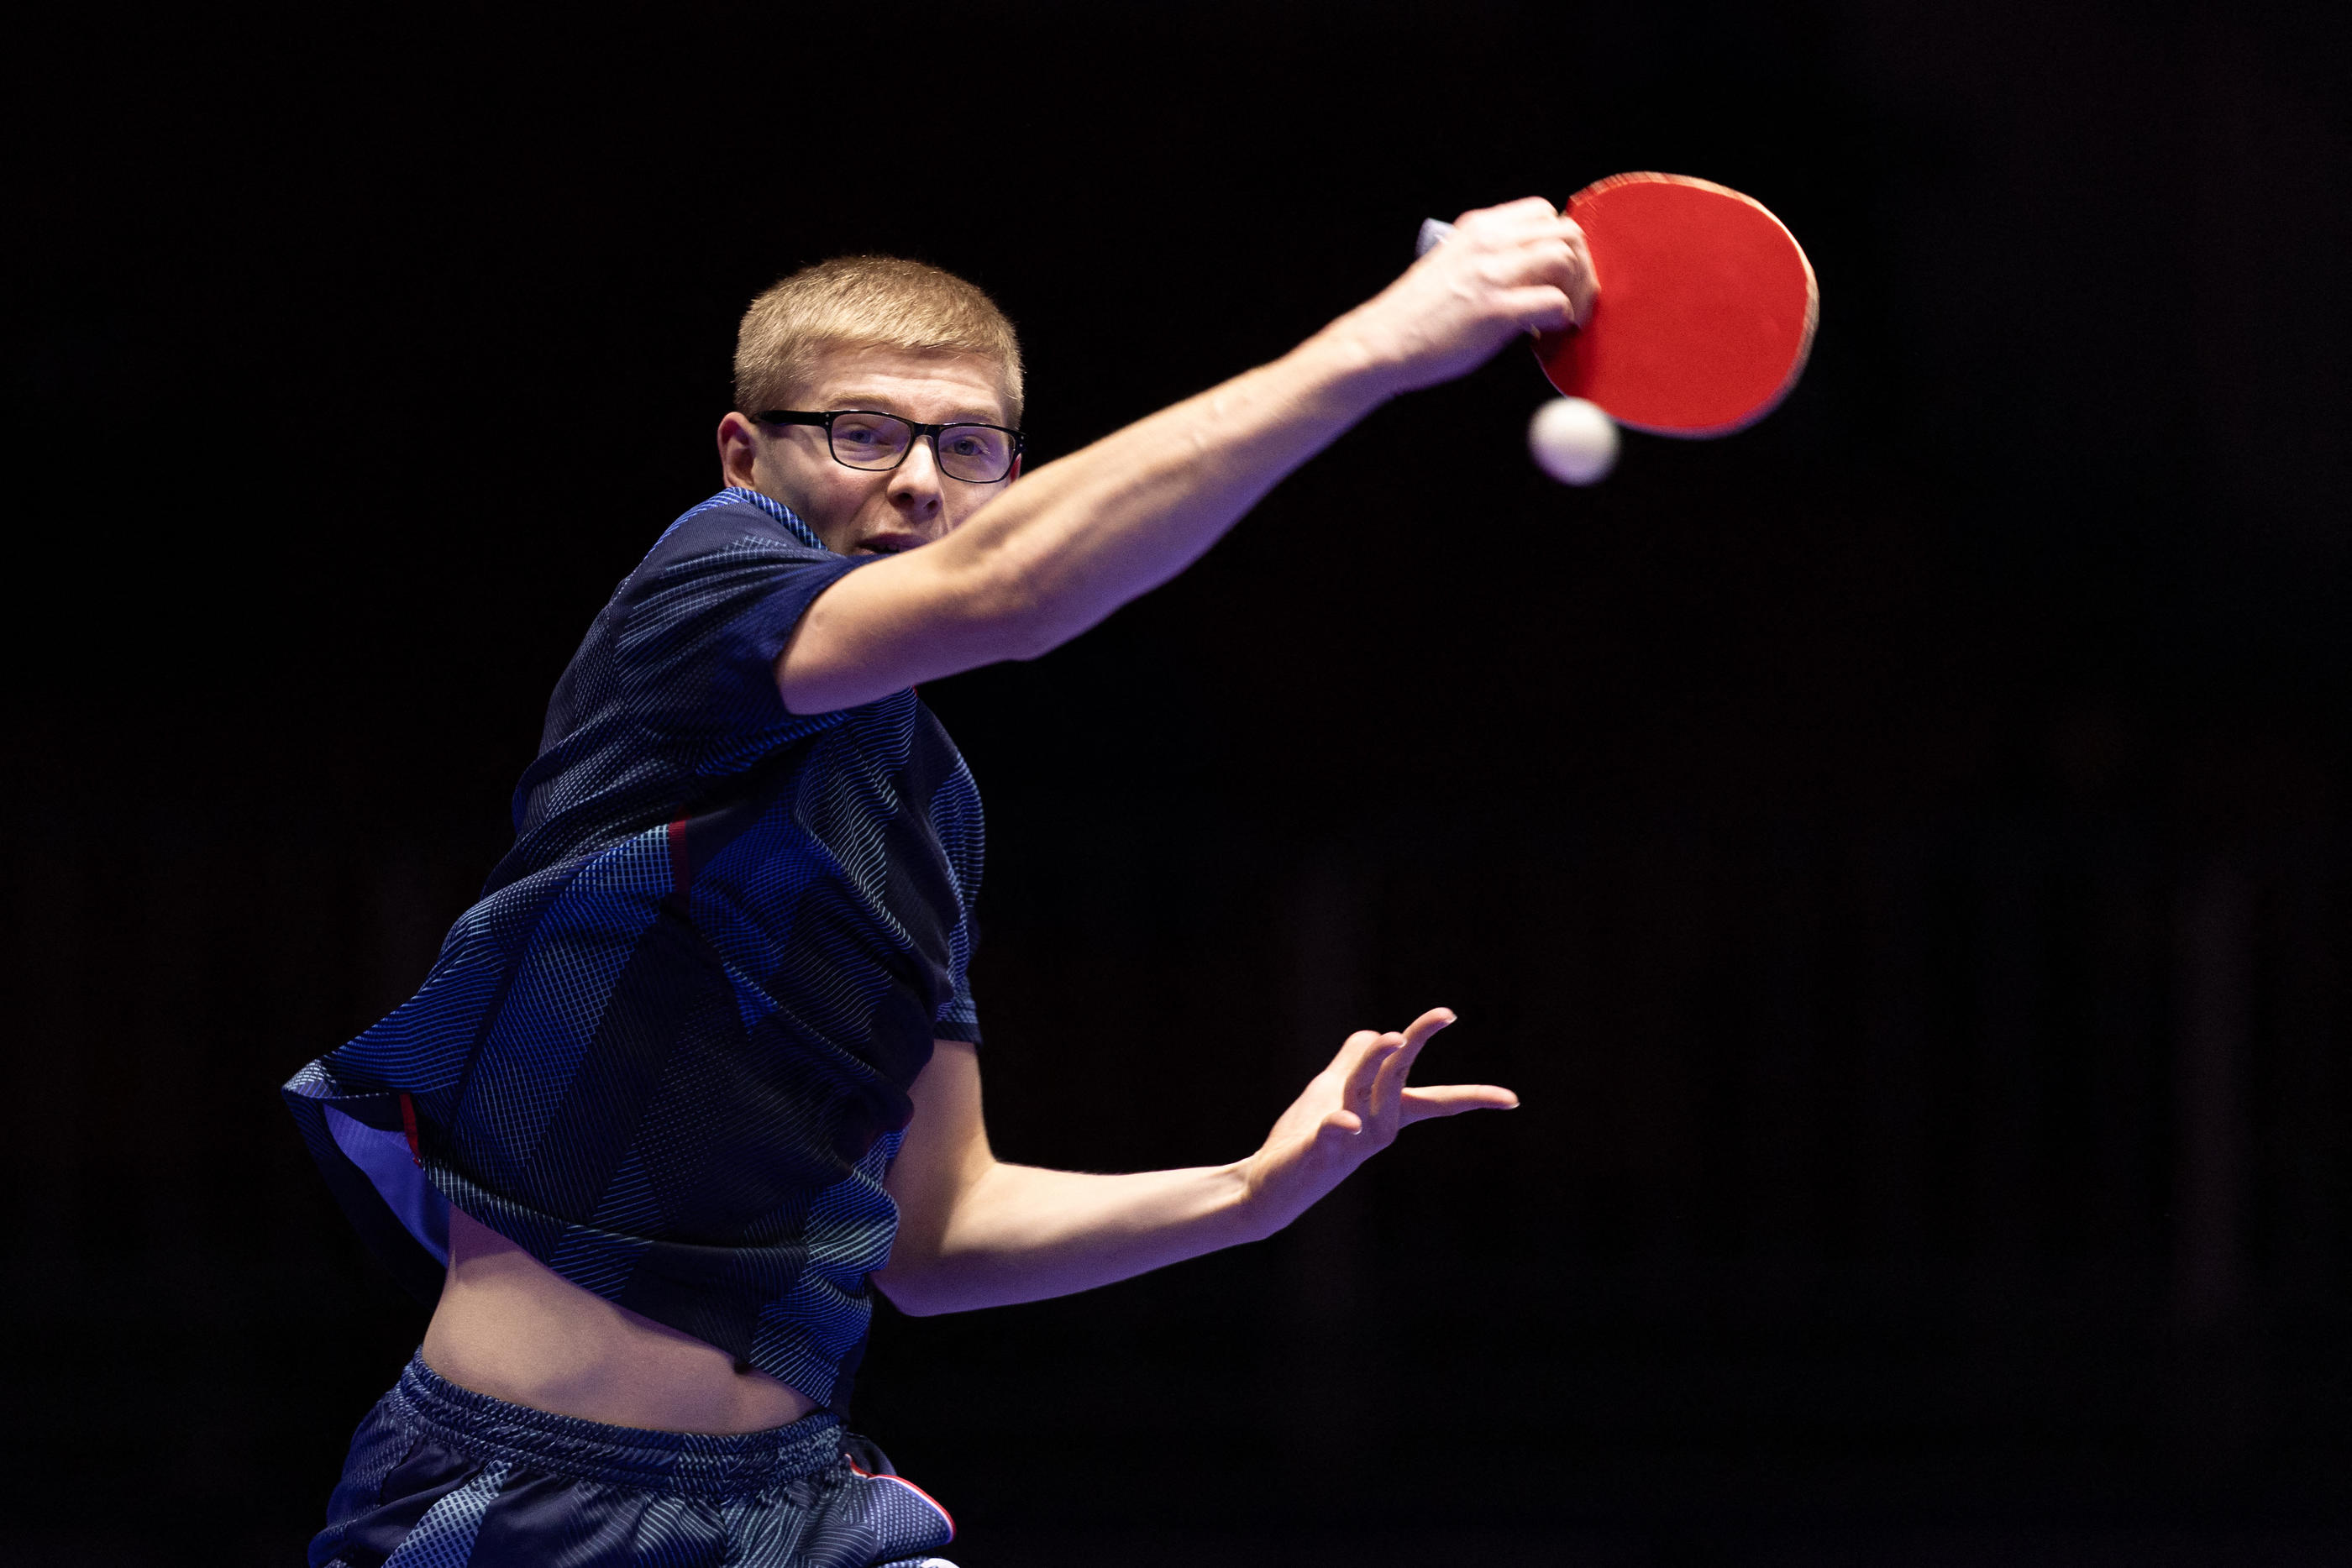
[420,1208,816,1434]
[417,1019,1509,1436]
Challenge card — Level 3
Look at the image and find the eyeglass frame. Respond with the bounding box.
[757,408,1026,484]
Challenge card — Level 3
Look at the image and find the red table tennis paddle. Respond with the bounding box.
[1420,173,1818,438]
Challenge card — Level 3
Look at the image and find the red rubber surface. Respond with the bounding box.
[1541,173,1817,438]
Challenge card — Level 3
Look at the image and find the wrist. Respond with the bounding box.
[1287,312,1414,414]
[1220,1153,1289,1246]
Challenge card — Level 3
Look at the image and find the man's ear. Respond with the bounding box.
[717,412,763,489]
[1008,454,1022,483]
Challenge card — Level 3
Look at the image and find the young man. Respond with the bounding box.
[286,199,1596,1567]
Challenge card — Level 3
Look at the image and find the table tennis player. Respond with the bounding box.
[284,196,1595,1568]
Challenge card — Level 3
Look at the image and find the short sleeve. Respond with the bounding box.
[613,511,871,753]
[932,891,981,1043]
[490,509,868,892]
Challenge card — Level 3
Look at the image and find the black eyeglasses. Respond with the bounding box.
[759,409,1026,485]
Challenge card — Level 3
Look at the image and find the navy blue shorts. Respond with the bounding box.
[311,1354,958,1567]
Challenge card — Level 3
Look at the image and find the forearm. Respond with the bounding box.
[785,325,1397,709]
[784,202,1592,711]
[872,1009,1515,1317]
[940,325,1394,652]
[874,1156,1263,1317]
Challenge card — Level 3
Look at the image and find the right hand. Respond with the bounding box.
[1326,197,1598,396]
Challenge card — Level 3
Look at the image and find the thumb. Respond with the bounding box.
[1319,1109,1364,1140]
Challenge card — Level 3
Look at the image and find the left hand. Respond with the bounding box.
[1235,1008,1518,1240]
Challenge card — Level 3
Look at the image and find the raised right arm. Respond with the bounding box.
[776,198,1597,715]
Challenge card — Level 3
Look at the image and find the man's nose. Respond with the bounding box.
[889,436,945,512]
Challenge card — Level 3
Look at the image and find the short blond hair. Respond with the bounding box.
[733,255,1024,425]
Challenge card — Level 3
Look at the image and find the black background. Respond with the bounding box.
[9,3,2352,1562]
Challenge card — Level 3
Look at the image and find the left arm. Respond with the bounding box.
[872,1009,1515,1317]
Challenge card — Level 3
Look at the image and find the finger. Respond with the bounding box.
[1507,215,1587,257]
[1557,228,1600,325]
[1498,233,1592,291]
[1341,1031,1402,1114]
[1302,1030,1377,1108]
[1455,196,1560,230]
[1369,1040,1415,1121]
[1400,1007,1456,1051]
[1347,1036,1404,1114]
[1318,1108,1364,1141]
[1326,1028,1382,1079]
[1399,1084,1519,1123]
[1567,266,1599,328]
[1390,1007,1457,1082]
[1451,208,1568,261]
[1499,285,1576,334]
[1441,206,1575,271]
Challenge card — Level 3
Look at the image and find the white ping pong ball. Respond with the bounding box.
[1528,396,1619,485]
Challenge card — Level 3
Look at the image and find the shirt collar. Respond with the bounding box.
[715,486,829,553]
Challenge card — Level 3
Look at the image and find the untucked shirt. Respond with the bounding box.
[283,488,984,1410]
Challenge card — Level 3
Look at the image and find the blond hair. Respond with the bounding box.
[733,256,1024,425]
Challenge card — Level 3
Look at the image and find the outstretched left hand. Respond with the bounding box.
[1236,1008,1518,1240]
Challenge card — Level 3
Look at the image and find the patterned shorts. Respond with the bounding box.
[311,1354,958,1568]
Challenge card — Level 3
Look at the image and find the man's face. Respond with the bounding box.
[720,345,1016,556]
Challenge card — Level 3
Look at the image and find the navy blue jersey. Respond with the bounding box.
[285,488,984,1410]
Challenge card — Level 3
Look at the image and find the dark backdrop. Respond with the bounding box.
[9,3,2352,1563]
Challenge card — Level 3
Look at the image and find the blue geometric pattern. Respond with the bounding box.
[286,489,985,1410]
[312,1356,959,1567]
[379,1459,511,1566]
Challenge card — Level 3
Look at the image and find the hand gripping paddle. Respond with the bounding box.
[1420,173,1819,438]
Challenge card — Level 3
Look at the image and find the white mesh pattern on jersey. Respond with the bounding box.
[286,489,987,1412]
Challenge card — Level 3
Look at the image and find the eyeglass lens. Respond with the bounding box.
[829,413,1014,483]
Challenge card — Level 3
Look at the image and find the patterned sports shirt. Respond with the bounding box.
[284,487,985,1410]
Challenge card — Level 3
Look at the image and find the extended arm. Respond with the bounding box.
[872,1010,1515,1317]
[779,200,1596,713]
